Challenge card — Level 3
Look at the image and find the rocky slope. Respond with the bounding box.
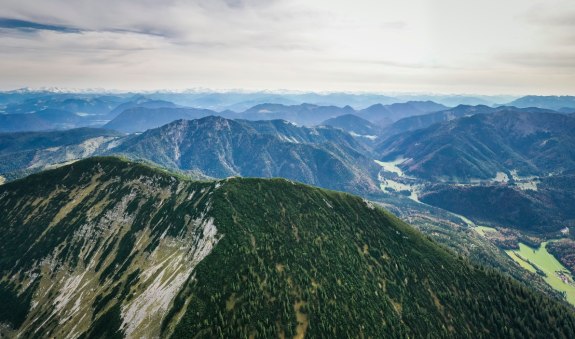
[112,116,380,195]
[0,117,380,195]
[0,128,124,181]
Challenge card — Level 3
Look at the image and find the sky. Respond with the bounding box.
[0,0,574,95]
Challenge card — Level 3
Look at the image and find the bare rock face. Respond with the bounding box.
[0,158,221,338]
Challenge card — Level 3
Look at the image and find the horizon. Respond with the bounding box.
[1,86,571,99]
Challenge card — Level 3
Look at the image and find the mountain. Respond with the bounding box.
[103,107,218,133]
[34,108,86,127]
[112,116,380,195]
[0,96,446,134]
[147,91,399,111]
[559,107,575,114]
[189,93,300,112]
[0,116,380,194]
[240,118,369,150]
[106,98,178,119]
[0,113,52,133]
[419,171,575,234]
[508,95,575,110]
[376,110,575,181]
[382,105,496,136]
[359,101,448,126]
[1,157,574,338]
[413,95,499,107]
[0,128,124,180]
[382,105,559,137]
[0,108,112,133]
[0,89,59,106]
[1,94,127,116]
[0,108,106,132]
[321,114,383,144]
[238,103,355,126]
[0,94,195,133]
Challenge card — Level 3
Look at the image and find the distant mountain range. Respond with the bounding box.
[0,94,125,115]
[3,88,517,110]
[358,101,448,126]
[145,91,400,111]
[6,92,571,136]
[507,95,575,111]
[104,97,178,119]
[321,114,383,138]
[377,110,575,181]
[1,93,453,133]
[236,103,355,125]
[104,107,218,133]
[102,101,452,133]
[382,105,560,137]
[0,96,174,132]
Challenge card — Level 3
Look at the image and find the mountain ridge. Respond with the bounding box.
[377,110,575,181]
[382,105,561,137]
[321,114,383,139]
[1,157,575,337]
[111,116,380,195]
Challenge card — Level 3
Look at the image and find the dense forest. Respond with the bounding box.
[0,157,574,338]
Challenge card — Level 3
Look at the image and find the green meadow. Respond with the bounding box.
[474,225,497,236]
[507,241,575,305]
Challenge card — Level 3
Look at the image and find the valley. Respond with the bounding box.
[373,154,575,304]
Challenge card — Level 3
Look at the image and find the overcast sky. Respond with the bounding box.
[0,0,574,94]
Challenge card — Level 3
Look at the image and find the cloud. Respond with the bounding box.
[499,52,575,69]
[0,0,574,94]
[0,0,295,41]
[379,21,407,30]
[524,4,575,27]
[0,18,80,33]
